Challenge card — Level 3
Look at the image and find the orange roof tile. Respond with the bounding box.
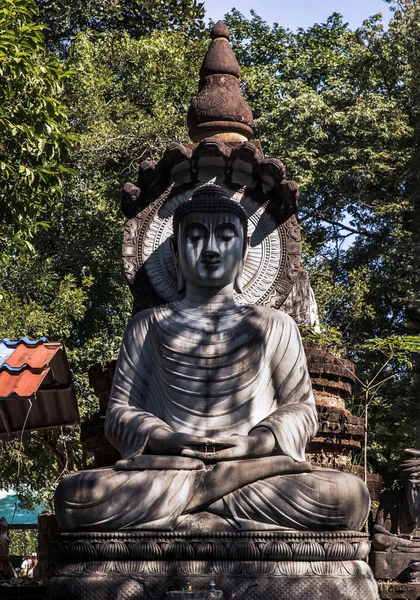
[4,343,61,371]
[0,368,50,398]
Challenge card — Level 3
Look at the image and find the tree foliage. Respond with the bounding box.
[36,0,205,53]
[226,7,415,340]
[9,528,37,557]
[0,0,206,504]
[0,0,77,248]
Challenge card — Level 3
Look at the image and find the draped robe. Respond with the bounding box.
[55,303,370,531]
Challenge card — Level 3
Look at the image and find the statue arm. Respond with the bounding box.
[250,313,318,462]
[104,312,173,459]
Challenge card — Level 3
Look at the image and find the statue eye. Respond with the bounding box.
[217,227,237,242]
[186,227,205,243]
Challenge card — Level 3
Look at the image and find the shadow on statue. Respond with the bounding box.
[55,186,369,533]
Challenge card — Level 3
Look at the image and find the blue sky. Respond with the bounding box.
[203,0,393,30]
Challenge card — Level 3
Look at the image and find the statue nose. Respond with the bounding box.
[203,249,219,259]
[203,234,220,258]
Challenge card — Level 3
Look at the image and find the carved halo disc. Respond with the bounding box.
[123,183,300,308]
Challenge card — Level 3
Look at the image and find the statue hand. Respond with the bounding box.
[147,427,208,456]
[181,428,276,461]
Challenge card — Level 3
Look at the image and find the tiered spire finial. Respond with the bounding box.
[187,21,253,142]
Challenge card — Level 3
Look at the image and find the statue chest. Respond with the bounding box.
[143,308,276,433]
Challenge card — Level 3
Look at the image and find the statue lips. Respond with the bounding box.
[201,259,221,272]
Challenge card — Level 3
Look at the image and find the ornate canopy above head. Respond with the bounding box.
[121,138,305,318]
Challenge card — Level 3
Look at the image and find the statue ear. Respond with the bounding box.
[169,235,186,294]
[234,236,250,294]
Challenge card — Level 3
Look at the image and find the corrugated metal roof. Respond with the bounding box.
[0,491,42,526]
[0,338,79,439]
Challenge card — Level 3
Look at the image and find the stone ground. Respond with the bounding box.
[0,583,46,599]
[378,582,420,600]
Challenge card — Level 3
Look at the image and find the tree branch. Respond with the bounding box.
[322,218,377,237]
[299,212,377,237]
[31,433,66,472]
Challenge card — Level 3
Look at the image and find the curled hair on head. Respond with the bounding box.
[172,183,248,242]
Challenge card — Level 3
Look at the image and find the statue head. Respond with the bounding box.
[172,184,248,294]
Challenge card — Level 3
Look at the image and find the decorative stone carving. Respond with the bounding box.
[120,140,297,220]
[187,22,253,142]
[373,449,420,551]
[46,532,378,600]
[125,183,299,310]
[371,449,420,583]
[120,138,303,319]
[53,530,371,561]
[55,559,375,577]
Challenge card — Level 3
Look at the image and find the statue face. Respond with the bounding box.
[177,211,245,288]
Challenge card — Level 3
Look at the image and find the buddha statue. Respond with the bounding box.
[373,448,420,551]
[55,184,370,532]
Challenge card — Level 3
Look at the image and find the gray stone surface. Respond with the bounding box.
[378,582,420,599]
[56,184,369,531]
[47,568,380,600]
[55,186,370,533]
[46,531,379,600]
[371,551,420,581]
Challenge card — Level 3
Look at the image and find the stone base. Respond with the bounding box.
[371,551,420,581]
[46,531,379,600]
[48,567,378,600]
[48,574,145,600]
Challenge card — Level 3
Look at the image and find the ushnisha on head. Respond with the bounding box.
[171,184,249,294]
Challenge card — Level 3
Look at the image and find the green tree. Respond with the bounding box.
[0,0,77,249]
[9,528,37,558]
[36,0,205,53]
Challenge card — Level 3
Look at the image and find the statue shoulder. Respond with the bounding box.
[123,305,171,339]
[250,305,299,330]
